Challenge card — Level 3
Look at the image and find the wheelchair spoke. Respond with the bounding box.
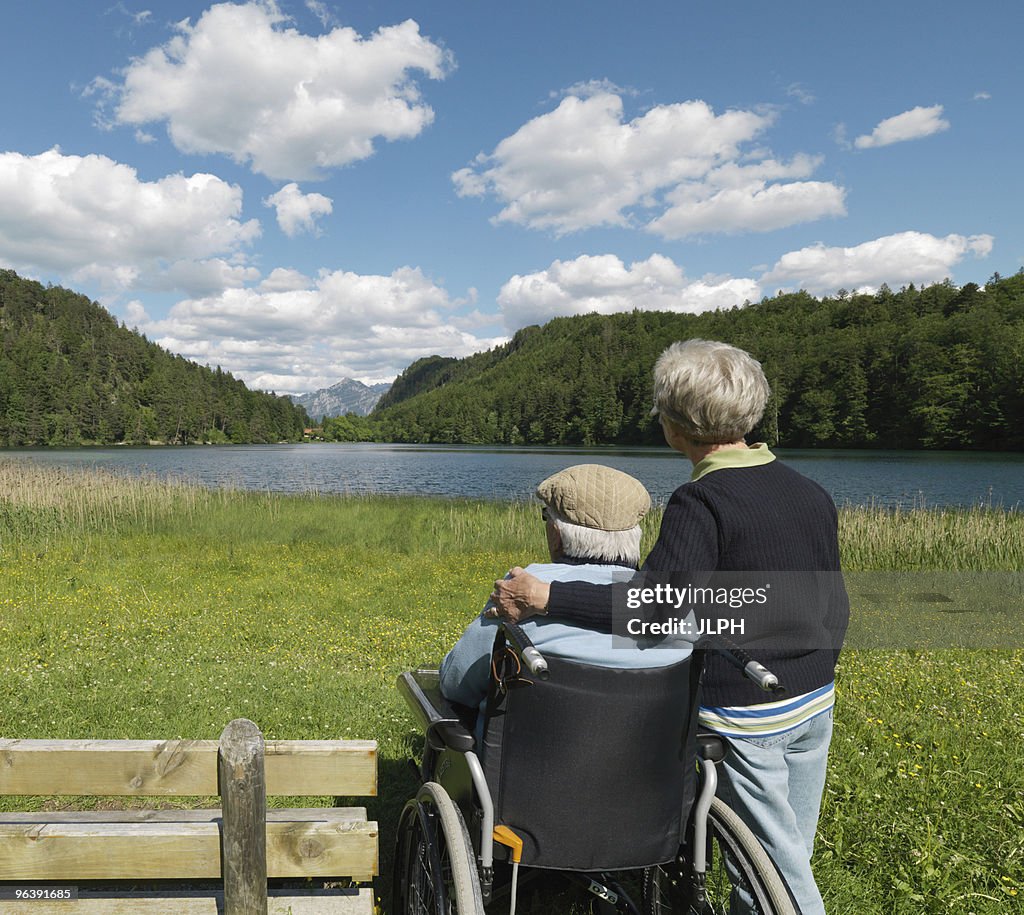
[394,782,485,914]
[641,797,796,915]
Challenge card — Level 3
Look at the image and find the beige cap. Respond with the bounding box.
[536,464,651,532]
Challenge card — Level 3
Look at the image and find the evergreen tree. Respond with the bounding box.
[371,275,1024,451]
[0,270,309,446]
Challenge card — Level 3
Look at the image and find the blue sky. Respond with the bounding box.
[1,0,1019,392]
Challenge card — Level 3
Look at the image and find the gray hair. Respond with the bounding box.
[550,511,642,568]
[651,339,770,444]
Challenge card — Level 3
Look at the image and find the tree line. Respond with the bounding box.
[7,268,1022,451]
[0,270,309,446]
[322,273,1024,451]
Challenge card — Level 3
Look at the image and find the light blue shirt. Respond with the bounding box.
[439,561,694,713]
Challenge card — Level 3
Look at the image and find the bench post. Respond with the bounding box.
[219,718,268,915]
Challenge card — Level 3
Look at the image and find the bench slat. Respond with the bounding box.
[0,819,378,881]
[0,740,377,797]
[0,888,374,914]
[267,741,377,797]
[0,808,367,825]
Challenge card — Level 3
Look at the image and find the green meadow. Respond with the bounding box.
[1,460,1022,913]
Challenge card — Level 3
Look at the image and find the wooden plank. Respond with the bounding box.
[0,823,220,880]
[0,740,376,798]
[266,818,378,881]
[218,719,267,915]
[265,742,377,797]
[0,741,217,797]
[0,819,378,880]
[0,808,367,825]
[0,888,374,914]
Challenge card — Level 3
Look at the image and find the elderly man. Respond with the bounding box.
[440,463,690,716]
[491,340,849,915]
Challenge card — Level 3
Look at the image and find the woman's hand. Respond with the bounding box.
[488,567,551,623]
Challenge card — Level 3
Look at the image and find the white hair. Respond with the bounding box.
[651,339,770,443]
[550,513,642,568]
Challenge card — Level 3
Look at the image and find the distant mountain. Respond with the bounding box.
[290,378,392,421]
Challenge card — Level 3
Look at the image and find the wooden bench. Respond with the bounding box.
[0,719,377,913]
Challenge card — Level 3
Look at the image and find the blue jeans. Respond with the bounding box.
[715,707,834,915]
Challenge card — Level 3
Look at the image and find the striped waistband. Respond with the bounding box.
[698,681,834,738]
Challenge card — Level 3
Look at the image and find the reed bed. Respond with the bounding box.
[0,459,217,540]
[5,460,1023,571]
[838,503,1024,571]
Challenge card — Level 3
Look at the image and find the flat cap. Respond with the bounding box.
[536,464,651,532]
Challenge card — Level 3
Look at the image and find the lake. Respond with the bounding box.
[3,443,1023,510]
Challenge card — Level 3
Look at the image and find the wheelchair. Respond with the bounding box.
[393,623,797,915]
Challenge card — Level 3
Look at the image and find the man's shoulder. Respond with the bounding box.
[524,561,632,584]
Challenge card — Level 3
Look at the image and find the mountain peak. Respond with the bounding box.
[289,378,392,421]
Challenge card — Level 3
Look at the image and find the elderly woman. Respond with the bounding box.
[491,339,849,915]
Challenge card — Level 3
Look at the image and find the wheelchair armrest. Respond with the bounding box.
[397,670,476,753]
[696,729,727,763]
[428,720,476,753]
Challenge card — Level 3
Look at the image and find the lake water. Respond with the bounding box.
[4,443,1023,510]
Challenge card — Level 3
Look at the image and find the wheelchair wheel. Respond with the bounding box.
[393,781,485,914]
[641,797,796,915]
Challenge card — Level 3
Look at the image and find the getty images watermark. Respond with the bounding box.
[609,571,1023,650]
[623,582,769,638]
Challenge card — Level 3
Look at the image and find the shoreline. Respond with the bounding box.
[2,457,1023,519]
[2,449,1023,514]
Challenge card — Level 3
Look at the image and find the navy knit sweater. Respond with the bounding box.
[548,458,850,707]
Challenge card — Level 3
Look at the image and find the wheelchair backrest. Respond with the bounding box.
[481,650,701,871]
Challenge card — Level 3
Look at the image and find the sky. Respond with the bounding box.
[1,0,1021,393]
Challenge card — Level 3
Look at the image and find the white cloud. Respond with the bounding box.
[123,300,151,325]
[140,266,504,391]
[973,91,991,101]
[264,183,333,236]
[498,253,760,328]
[550,78,637,101]
[854,105,950,149]
[453,91,844,237]
[161,258,261,296]
[761,231,994,294]
[649,156,846,238]
[0,148,259,293]
[786,83,815,105]
[259,267,313,292]
[98,3,451,180]
[110,3,152,26]
[305,0,336,28]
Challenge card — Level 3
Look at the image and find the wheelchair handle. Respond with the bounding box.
[708,634,783,694]
[502,621,550,680]
[499,620,778,691]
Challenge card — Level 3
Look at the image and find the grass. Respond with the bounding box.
[1,460,1022,913]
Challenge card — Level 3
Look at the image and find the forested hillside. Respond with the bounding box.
[0,270,308,446]
[361,274,1024,450]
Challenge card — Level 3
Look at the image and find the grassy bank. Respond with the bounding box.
[1,461,1021,913]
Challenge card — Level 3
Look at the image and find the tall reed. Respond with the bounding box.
[0,460,213,542]
[3,460,1023,571]
[838,503,1024,571]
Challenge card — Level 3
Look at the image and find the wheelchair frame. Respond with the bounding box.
[394,635,798,915]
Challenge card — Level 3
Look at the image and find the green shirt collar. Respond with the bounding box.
[690,443,776,482]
